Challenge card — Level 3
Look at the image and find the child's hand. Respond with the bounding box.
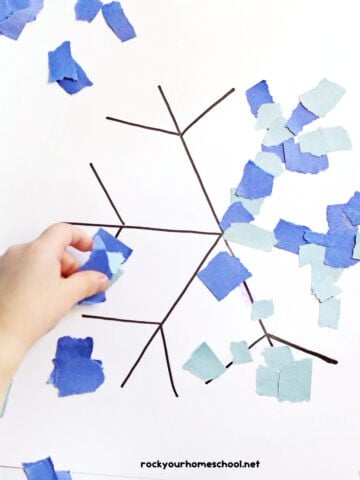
[0,223,109,405]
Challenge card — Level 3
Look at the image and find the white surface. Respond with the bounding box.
[0,1,359,479]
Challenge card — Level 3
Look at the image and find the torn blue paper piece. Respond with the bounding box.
[230,189,264,216]
[75,0,103,22]
[299,79,345,117]
[102,1,136,42]
[251,299,274,321]
[299,127,351,156]
[318,297,341,329]
[57,62,93,95]
[219,202,254,231]
[303,231,334,247]
[343,191,360,226]
[0,0,43,40]
[224,223,276,252]
[262,346,294,371]
[246,80,274,117]
[278,358,312,403]
[97,227,133,258]
[256,365,279,397]
[283,138,329,174]
[230,341,252,364]
[324,204,358,268]
[352,232,360,260]
[48,336,105,397]
[183,342,226,381]
[286,102,318,135]
[261,143,285,163]
[253,151,284,177]
[274,219,310,254]
[262,124,293,147]
[255,103,283,130]
[198,251,251,301]
[48,41,77,82]
[236,161,274,199]
[23,457,58,480]
[311,276,341,303]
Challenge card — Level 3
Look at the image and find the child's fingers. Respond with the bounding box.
[37,223,93,257]
[61,270,109,306]
[60,251,81,277]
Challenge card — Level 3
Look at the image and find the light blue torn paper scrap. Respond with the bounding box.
[299,127,351,156]
[224,223,276,252]
[183,342,226,381]
[230,341,253,364]
[311,276,341,303]
[251,299,274,321]
[230,189,264,215]
[262,124,294,147]
[318,297,341,329]
[311,263,343,285]
[256,365,279,397]
[255,103,283,130]
[352,232,360,259]
[262,346,294,371]
[278,358,312,403]
[299,244,326,267]
[299,79,345,117]
[253,151,284,177]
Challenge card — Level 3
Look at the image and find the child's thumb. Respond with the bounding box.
[63,270,109,305]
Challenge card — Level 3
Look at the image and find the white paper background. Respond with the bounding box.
[0,1,359,479]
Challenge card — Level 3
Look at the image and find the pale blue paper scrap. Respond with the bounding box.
[107,251,125,274]
[262,346,294,371]
[255,103,283,130]
[230,341,252,364]
[278,358,312,403]
[318,297,341,329]
[311,276,341,302]
[311,263,343,285]
[253,151,284,177]
[298,244,326,267]
[256,365,279,397]
[251,299,274,321]
[262,125,293,147]
[299,79,345,117]
[299,127,351,156]
[352,232,360,259]
[230,189,264,215]
[183,342,226,381]
[224,223,276,252]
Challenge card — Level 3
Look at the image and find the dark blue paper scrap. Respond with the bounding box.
[57,61,93,94]
[78,249,111,304]
[48,41,78,82]
[236,161,274,200]
[274,219,310,254]
[246,80,274,117]
[0,0,43,40]
[23,457,58,480]
[75,0,103,22]
[220,202,254,231]
[304,231,335,247]
[343,191,360,226]
[97,227,133,259]
[286,102,318,135]
[283,138,328,174]
[102,1,136,42]
[198,251,252,301]
[49,336,105,397]
[261,143,285,163]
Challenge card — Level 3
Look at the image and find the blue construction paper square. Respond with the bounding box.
[219,202,254,231]
[183,342,226,381]
[0,0,13,21]
[283,138,328,174]
[326,203,356,233]
[0,4,32,39]
[198,251,252,301]
[261,143,285,162]
[79,248,112,278]
[48,41,77,82]
[102,1,136,42]
[274,219,310,254]
[75,0,103,22]
[343,191,360,226]
[286,102,318,135]
[324,234,358,268]
[246,80,274,117]
[57,61,93,95]
[236,161,274,199]
[50,358,105,397]
[278,359,312,403]
[256,365,279,398]
[304,231,335,247]
[23,457,58,480]
[54,336,93,360]
[96,228,133,259]
[56,472,73,480]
